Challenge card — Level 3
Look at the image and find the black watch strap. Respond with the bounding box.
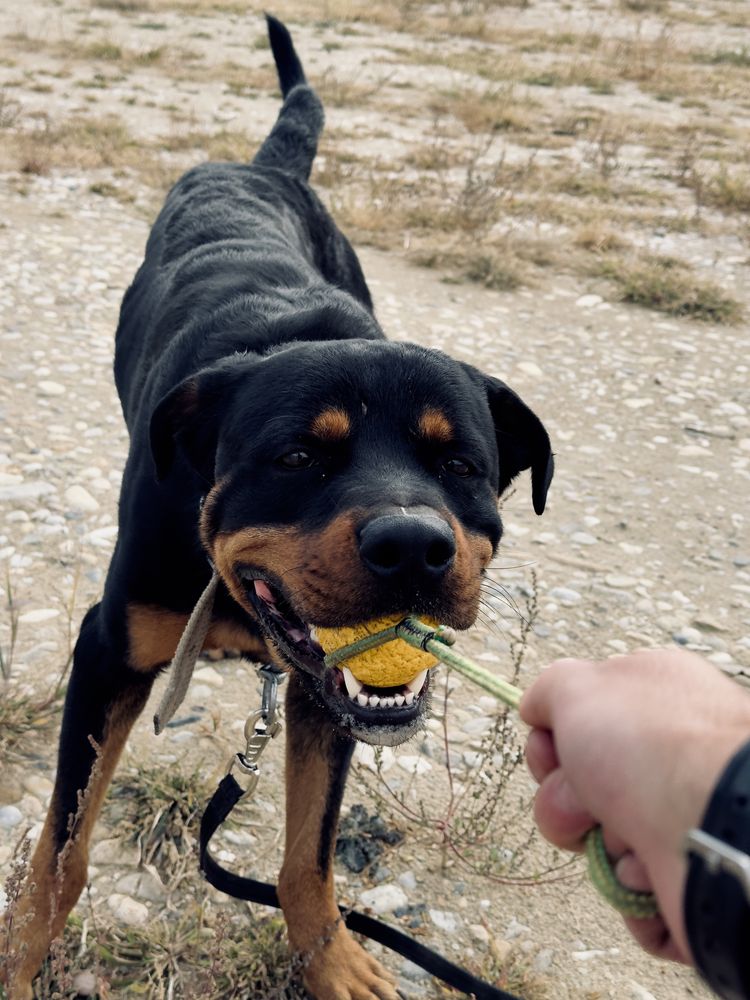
[684,737,750,1000]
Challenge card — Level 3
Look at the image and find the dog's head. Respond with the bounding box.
[151,339,552,745]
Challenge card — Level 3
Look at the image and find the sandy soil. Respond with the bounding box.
[1,1,749,998]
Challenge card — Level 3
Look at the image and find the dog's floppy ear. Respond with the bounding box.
[483,374,554,515]
[150,366,236,482]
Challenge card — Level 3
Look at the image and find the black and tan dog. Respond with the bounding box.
[7,17,553,1000]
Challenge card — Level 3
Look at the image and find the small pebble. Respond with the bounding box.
[0,805,23,829]
[359,884,408,915]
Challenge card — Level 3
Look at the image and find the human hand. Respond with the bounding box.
[519,649,750,962]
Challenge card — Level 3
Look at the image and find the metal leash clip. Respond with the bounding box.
[227,664,285,798]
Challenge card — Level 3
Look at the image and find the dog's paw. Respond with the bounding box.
[300,924,399,1000]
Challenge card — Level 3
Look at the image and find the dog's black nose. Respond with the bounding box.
[359,508,456,582]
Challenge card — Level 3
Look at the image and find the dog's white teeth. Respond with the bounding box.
[343,666,363,699]
[394,693,405,707]
[404,690,415,706]
[406,669,428,695]
[357,692,369,707]
[368,694,380,708]
[383,696,395,708]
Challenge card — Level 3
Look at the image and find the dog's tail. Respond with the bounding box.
[253,14,323,180]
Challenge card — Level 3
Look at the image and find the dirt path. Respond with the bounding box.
[1,1,749,998]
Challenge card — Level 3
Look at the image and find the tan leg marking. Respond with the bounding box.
[277,676,398,1000]
[6,685,149,999]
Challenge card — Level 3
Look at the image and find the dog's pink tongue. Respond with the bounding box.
[254,580,275,604]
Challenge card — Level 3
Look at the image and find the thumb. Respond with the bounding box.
[533,768,596,851]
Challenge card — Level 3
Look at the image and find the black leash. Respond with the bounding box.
[199,772,522,1000]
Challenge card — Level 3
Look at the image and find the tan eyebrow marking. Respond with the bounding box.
[417,407,454,443]
[309,407,351,441]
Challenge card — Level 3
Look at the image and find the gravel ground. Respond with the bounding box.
[1,2,750,998]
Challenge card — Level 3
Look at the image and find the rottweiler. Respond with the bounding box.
[7,16,553,1000]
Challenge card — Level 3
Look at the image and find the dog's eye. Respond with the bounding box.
[278,449,316,470]
[443,457,473,477]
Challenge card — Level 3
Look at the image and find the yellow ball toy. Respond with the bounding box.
[315,615,437,688]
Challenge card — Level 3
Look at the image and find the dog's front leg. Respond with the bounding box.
[278,673,399,1000]
[2,602,158,1000]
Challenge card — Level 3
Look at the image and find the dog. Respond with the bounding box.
[6,16,553,1000]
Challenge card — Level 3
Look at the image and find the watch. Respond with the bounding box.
[684,737,750,1000]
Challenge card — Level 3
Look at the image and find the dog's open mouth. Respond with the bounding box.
[238,570,431,745]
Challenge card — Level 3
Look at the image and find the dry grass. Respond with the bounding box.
[595,253,743,323]
[2,113,138,175]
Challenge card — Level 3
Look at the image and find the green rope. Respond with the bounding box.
[326,615,659,921]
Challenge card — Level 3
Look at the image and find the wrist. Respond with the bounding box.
[683,736,750,999]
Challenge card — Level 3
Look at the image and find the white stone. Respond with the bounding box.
[505,917,531,939]
[517,361,543,377]
[0,805,23,829]
[0,482,56,502]
[461,716,491,736]
[72,971,98,997]
[571,531,597,545]
[22,774,53,800]
[548,586,581,605]
[108,893,149,926]
[604,574,638,589]
[576,294,602,308]
[38,380,66,395]
[222,828,257,847]
[534,948,554,974]
[359,883,408,915]
[64,484,100,512]
[469,923,490,945]
[90,837,139,866]
[193,665,224,687]
[628,982,657,1000]
[115,872,166,903]
[355,744,395,772]
[396,755,432,775]
[18,608,60,624]
[397,870,417,891]
[623,398,652,410]
[429,909,459,932]
[5,510,29,523]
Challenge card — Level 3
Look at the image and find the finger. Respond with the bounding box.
[622,914,687,964]
[519,658,593,729]
[525,728,558,784]
[533,768,595,851]
[614,851,652,893]
[602,827,632,861]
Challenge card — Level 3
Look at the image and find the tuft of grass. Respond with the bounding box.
[573,221,630,254]
[33,904,307,999]
[83,41,124,61]
[696,47,750,68]
[0,692,61,757]
[315,68,392,108]
[597,253,743,323]
[474,939,552,1000]
[431,85,532,134]
[620,0,669,10]
[107,764,211,880]
[703,165,750,213]
[417,248,525,291]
